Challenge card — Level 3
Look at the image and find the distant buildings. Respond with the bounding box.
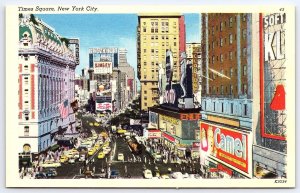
[18,14,78,159]
[87,47,136,114]
[137,13,186,110]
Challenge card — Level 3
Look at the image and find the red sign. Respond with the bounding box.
[162,132,175,142]
[192,142,201,148]
[96,102,112,111]
[218,164,233,176]
[200,122,249,173]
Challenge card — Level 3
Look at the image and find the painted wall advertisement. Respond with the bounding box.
[96,102,112,111]
[200,122,249,174]
[94,62,112,74]
[260,13,286,140]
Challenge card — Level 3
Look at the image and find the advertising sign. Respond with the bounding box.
[148,130,161,138]
[162,132,175,142]
[165,50,173,86]
[96,102,112,111]
[89,47,118,54]
[260,13,286,140]
[200,122,249,173]
[130,119,141,125]
[94,62,112,74]
[149,111,158,128]
[68,38,80,65]
[192,47,200,94]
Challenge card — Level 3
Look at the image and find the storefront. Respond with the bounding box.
[191,142,201,159]
[200,121,252,179]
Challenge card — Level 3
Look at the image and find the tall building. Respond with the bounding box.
[137,13,186,110]
[118,48,137,101]
[18,14,78,158]
[200,13,253,178]
[186,43,201,61]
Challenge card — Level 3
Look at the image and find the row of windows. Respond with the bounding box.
[210,48,247,64]
[209,14,247,35]
[203,100,248,117]
[205,84,248,95]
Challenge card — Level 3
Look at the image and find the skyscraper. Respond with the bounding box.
[137,13,186,110]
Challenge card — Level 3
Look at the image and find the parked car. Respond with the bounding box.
[117,153,124,161]
[79,155,86,162]
[110,170,120,178]
[171,172,184,179]
[143,169,153,179]
[68,157,75,164]
[103,147,111,154]
[97,152,105,159]
[45,168,57,177]
[60,155,68,163]
[41,161,61,168]
[35,172,47,179]
[88,148,96,156]
[160,174,170,179]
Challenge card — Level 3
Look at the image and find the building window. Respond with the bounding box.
[243,47,247,57]
[221,85,224,95]
[230,85,233,95]
[144,97,147,100]
[143,27,146,32]
[213,102,216,111]
[229,51,233,60]
[230,103,234,114]
[221,102,224,112]
[212,56,215,64]
[24,126,29,136]
[243,84,248,94]
[220,38,223,47]
[220,22,223,31]
[144,90,147,94]
[243,104,248,116]
[212,41,215,49]
[220,54,224,63]
[144,103,147,107]
[242,29,247,40]
[243,14,247,22]
[229,17,233,27]
[229,34,233,44]
[243,65,247,76]
[230,68,233,77]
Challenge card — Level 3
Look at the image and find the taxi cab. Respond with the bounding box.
[89,122,94,127]
[97,152,105,159]
[60,155,68,163]
[88,148,96,156]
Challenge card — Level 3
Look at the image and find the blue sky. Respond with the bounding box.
[36,14,200,77]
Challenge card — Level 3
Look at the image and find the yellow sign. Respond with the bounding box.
[161,115,179,125]
[207,115,240,127]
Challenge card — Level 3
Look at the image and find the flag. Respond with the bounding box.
[59,99,69,119]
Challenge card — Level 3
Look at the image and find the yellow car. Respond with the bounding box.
[94,122,100,127]
[88,148,96,156]
[60,155,68,163]
[71,148,79,154]
[103,141,110,148]
[89,122,94,127]
[97,152,105,159]
[117,129,126,134]
[94,144,100,149]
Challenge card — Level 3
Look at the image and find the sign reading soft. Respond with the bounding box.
[200,123,249,173]
[94,62,112,74]
[96,102,112,111]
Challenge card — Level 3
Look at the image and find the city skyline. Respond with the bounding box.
[36,14,200,77]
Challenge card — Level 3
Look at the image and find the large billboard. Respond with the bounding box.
[94,62,112,74]
[96,102,112,111]
[260,13,286,140]
[200,122,250,174]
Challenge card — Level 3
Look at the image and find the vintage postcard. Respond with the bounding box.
[6,5,295,188]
